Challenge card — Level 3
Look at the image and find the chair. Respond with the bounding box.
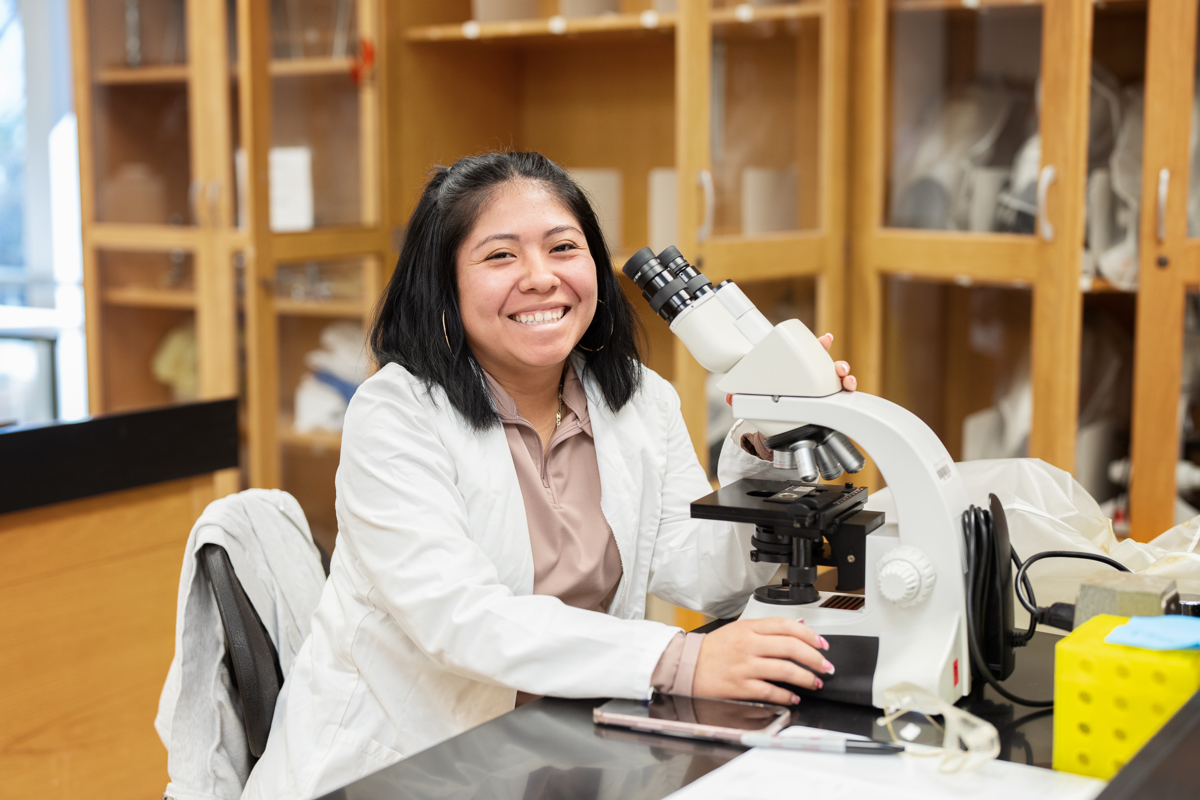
[199,543,284,758]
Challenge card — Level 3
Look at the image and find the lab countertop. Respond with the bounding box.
[0,398,237,514]
[319,631,1062,800]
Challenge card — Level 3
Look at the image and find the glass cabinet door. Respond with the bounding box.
[94,245,199,412]
[709,1,823,238]
[1129,0,1197,540]
[87,0,198,226]
[266,0,379,230]
[886,2,1042,235]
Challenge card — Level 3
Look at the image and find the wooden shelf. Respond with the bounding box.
[711,2,824,24]
[279,413,342,451]
[407,11,676,42]
[889,0,1044,10]
[274,298,365,318]
[92,58,355,86]
[407,3,823,43]
[1082,275,1132,294]
[270,57,356,78]
[891,0,1138,9]
[93,64,189,85]
[102,286,196,309]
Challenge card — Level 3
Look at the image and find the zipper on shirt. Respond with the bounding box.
[507,417,585,504]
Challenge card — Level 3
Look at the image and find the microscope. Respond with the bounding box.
[623,247,996,709]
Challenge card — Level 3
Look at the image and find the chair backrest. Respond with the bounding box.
[198,542,284,758]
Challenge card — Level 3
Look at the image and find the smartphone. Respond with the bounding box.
[593,695,791,744]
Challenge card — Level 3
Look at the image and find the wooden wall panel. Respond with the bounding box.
[0,476,214,799]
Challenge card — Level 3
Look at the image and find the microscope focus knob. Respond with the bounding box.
[876,546,936,608]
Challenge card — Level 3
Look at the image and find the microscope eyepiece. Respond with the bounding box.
[657,246,714,299]
[621,248,695,323]
[621,247,659,285]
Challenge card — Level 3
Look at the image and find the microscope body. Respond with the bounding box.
[728,392,972,709]
[622,246,973,708]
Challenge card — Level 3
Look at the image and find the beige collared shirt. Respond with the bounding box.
[485,364,701,702]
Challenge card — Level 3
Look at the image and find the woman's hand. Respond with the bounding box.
[818,333,856,392]
[692,618,834,706]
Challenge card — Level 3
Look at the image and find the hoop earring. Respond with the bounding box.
[576,300,612,353]
[442,309,453,354]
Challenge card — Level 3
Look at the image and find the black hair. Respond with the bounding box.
[371,151,643,430]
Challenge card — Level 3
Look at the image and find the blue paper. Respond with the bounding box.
[1104,616,1200,651]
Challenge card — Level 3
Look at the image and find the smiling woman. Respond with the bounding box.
[240,152,837,800]
[371,152,643,437]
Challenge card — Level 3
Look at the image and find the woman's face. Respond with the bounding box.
[455,180,598,382]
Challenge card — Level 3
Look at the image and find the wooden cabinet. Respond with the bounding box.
[71,0,1197,546]
[391,0,847,467]
[71,0,391,541]
[1130,1,1200,539]
[852,0,1091,475]
[72,0,243,497]
[849,0,1200,541]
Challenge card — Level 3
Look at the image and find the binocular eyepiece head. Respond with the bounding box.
[621,247,713,324]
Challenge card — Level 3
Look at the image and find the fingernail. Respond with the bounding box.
[791,694,801,704]
[818,635,830,651]
[813,678,824,690]
[823,660,836,675]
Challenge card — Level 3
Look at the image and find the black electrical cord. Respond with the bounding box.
[963,507,1052,707]
[1014,550,1131,620]
[961,507,1131,708]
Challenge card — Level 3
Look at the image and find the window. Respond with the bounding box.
[0,0,86,426]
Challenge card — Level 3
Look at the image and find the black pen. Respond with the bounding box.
[740,733,904,755]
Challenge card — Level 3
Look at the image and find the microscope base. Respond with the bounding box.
[740,590,967,709]
[774,634,879,707]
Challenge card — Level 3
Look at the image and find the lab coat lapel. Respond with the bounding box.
[577,363,643,617]
[449,410,536,596]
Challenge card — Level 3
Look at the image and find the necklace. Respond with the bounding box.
[555,379,563,429]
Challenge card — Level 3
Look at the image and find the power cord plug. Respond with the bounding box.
[1032,602,1077,633]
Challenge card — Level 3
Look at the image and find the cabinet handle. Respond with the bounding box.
[1157,168,1170,243]
[188,179,204,226]
[1036,164,1056,242]
[208,180,222,228]
[698,169,715,244]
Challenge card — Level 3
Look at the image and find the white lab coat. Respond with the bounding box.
[241,359,774,800]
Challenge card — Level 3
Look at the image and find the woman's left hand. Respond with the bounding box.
[818,333,856,392]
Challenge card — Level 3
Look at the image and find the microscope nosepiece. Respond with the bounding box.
[825,432,866,474]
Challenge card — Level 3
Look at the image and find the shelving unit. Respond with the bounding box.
[391,0,847,466]
[850,0,1200,541]
[851,0,1087,491]
[71,0,240,497]
[71,0,392,526]
[70,0,1196,549]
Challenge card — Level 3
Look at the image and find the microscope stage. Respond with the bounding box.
[691,478,869,532]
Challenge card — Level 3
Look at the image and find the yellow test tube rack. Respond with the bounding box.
[1053,614,1200,780]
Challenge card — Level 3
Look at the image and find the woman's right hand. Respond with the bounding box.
[692,618,833,706]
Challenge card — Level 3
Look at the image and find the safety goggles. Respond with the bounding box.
[876,682,1001,773]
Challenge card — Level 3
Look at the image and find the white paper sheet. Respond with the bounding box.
[666,747,1105,800]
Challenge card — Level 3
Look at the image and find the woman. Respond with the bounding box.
[242,152,855,799]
